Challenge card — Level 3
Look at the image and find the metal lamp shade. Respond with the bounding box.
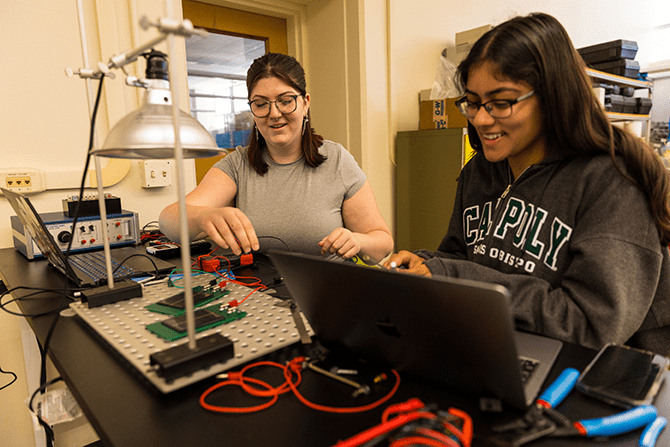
[94,102,222,159]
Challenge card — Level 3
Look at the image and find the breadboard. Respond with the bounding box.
[69,274,312,393]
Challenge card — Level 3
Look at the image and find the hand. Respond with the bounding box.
[383,250,432,277]
[319,227,361,259]
[196,206,259,255]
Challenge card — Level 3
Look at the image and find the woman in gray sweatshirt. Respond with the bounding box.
[386,13,670,354]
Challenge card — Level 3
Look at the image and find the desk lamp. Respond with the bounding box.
[71,10,227,374]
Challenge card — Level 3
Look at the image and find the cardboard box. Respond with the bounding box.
[456,24,492,46]
[419,90,468,130]
[444,45,469,66]
[443,24,492,72]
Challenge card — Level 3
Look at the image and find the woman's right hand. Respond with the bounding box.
[196,206,259,255]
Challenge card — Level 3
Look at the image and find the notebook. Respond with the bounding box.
[3,188,175,288]
[268,250,563,409]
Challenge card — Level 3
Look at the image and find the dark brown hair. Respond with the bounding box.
[245,53,325,175]
[456,13,670,244]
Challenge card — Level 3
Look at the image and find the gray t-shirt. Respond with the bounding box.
[213,140,367,255]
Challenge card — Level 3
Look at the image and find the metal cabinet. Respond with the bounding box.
[395,128,467,252]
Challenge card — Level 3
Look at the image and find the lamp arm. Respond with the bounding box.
[68,17,207,80]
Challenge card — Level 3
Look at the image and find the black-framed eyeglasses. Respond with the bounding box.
[248,94,300,118]
[455,90,535,119]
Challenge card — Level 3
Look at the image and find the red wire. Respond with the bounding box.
[199,375,278,413]
[447,408,472,447]
[284,360,401,414]
[411,427,461,445]
[199,356,400,415]
[390,435,458,447]
[382,398,425,422]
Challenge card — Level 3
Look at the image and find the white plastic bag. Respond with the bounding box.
[430,55,460,99]
[30,387,83,425]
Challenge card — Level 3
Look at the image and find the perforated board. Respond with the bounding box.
[69,274,312,393]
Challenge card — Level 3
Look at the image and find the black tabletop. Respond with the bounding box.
[1,246,667,447]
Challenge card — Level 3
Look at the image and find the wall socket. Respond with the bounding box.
[139,160,172,188]
[0,168,47,194]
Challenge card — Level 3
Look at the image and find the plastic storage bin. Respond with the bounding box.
[591,59,640,79]
[635,98,652,115]
[578,40,638,64]
[605,94,624,113]
[622,97,637,114]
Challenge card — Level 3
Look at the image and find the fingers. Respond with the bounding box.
[383,250,415,268]
[383,251,431,277]
[200,207,259,255]
[320,228,361,259]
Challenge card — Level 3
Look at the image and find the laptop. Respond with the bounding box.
[3,188,175,288]
[268,251,563,409]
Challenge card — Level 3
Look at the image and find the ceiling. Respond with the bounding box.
[185,32,266,81]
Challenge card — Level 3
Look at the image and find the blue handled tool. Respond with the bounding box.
[536,368,579,408]
[486,369,664,447]
[640,416,667,447]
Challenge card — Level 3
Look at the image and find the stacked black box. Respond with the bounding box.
[580,39,652,116]
[578,39,639,78]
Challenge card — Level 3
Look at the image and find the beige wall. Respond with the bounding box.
[0,0,197,251]
[1,0,667,249]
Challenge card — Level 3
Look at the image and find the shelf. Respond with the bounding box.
[606,112,650,122]
[586,67,653,142]
[586,68,652,89]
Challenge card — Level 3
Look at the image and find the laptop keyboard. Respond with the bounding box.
[518,355,540,384]
[68,250,139,281]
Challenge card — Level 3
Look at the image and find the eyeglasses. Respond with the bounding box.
[248,94,300,118]
[455,90,535,119]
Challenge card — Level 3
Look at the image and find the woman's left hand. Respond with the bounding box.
[319,227,361,259]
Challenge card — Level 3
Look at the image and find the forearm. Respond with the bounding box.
[354,229,394,264]
[158,202,207,244]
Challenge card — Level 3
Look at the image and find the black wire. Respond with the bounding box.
[112,253,159,277]
[258,235,292,252]
[33,74,107,447]
[29,376,62,447]
[0,286,74,318]
[89,253,162,286]
[142,221,161,232]
[0,366,18,391]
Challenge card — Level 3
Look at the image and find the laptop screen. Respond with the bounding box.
[3,188,76,278]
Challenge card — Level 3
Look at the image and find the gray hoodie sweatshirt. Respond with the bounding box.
[416,150,670,354]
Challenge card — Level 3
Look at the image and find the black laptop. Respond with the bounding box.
[3,188,175,288]
[269,251,563,409]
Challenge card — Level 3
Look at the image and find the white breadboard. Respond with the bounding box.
[69,274,312,393]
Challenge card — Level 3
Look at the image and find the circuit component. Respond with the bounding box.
[150,333,235,382]
[144,285,228,315]
[145,304,247,341]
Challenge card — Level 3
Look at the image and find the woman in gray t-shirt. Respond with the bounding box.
[160,53,392,263]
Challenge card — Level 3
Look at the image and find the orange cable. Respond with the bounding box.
[199,356,400,415]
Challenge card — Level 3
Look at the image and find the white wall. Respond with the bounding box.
[1,1,196,445]
[388,0,670,134]
[0,0,197,250]
[2,0,666,249]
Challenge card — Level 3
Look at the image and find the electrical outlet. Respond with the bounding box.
[0,168,47,194]
[139,160,172,188]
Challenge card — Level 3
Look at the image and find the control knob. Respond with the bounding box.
[57,231,72,243]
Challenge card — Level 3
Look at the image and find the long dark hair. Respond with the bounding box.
[245,53,325,175]
[456,13,670,244]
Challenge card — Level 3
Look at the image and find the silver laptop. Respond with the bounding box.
[269,251,563,409]
[3,188,175,288]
